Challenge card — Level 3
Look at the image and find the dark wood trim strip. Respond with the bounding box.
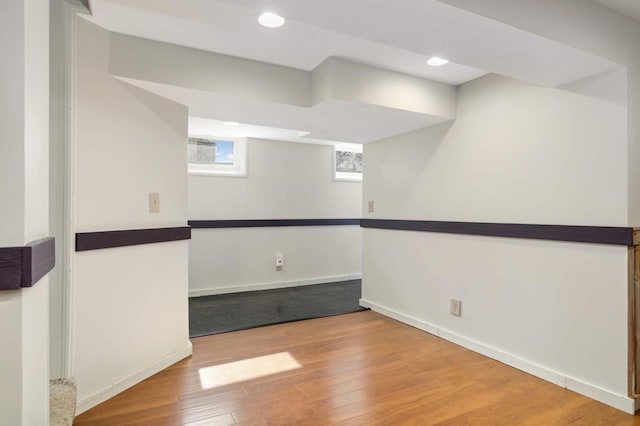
[628,246,639,397]
[0,247,24,290]
[0,237,56,291]
[360,219,634,246]
[76,227,191,252]
[22,238,56,287]
[189,219,361,229]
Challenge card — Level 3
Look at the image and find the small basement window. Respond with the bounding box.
[334,144,363,182]
[188,137,247,176]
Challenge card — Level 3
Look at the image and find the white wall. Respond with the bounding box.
[362,72,632,411]
[0,0,50,424]
[22,0,51,419]
[439,0,640,225]
[365,71,627,225]
[73,243,189,410]
[189,138,362,295]
[0,0,26,247]
[72,17,191,413]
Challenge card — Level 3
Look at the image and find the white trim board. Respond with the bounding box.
[189,274,362,297]
[59,0,88,382]
[359,299,637,415]
[75,342,193,415]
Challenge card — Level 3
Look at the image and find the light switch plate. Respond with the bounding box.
[368,200,374,213]
[450,299,462,317]
[149,192,160,213]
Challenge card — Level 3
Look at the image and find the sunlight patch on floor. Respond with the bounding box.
[198,352,302,390]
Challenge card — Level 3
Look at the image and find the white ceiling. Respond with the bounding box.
[88,0,487,85]
[87,0,623,144]
[593,0,640,23]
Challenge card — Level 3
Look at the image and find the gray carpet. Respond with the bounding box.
[189,279,367,337]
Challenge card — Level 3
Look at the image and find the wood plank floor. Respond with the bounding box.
[74,311,640,425]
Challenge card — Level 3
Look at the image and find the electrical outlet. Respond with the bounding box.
[368,200,374,213]
[275,253,284,269]
[450,299,462,317]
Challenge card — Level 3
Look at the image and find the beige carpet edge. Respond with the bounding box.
[50,379,77,426]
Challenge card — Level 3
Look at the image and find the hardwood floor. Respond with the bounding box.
[74,311,640,425]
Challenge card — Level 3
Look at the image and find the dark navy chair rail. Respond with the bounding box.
[360,219,634,246]
[0,237,55,291]
[76,227,191,251]
[189,219,362,228]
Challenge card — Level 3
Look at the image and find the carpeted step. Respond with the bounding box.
[189,279,367,337]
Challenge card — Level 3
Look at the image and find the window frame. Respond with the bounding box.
[187,136,248,177]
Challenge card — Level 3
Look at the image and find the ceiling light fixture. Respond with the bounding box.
[258,12,285,28]
[223,121,240,126]
[427,56,449,66]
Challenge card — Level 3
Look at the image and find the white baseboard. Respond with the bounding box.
[76,341,193,415]
[189,274,362,297]
[360,298,636,415]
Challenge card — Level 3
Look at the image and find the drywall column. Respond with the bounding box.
[0,0,51,424]
[71,17,191,414]
[48,0,69,381]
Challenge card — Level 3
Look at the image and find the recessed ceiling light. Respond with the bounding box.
[223,121,240,126]
[427,56,449,66]
[258,12,285,28]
